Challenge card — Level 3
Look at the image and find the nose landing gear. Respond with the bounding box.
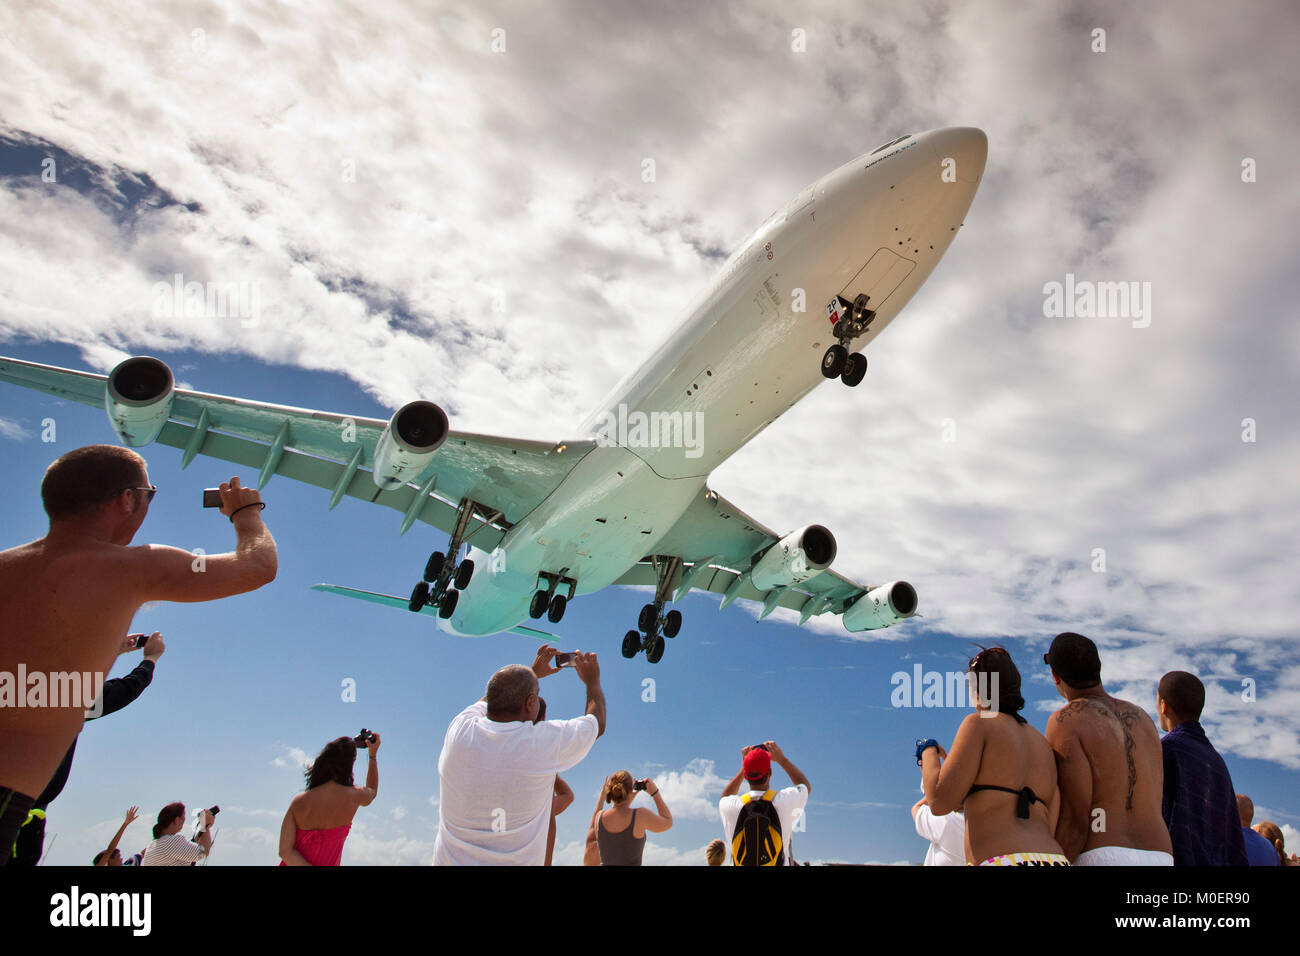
[823,294,872,388]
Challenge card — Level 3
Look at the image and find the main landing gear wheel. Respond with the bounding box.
[409,581,430,612]
[622,630,641,659]
[454,559,474,590]
[646,635,666,664]
[423,551,445,582]
[438,589,459,619]
[841,352,867,387]
[548,594,567,624]
[638,603,658,633]
[821,344,848,379]
[529,590,549,619]
[662,609,682,638]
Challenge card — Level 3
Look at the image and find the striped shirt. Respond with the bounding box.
[141,833,205,866]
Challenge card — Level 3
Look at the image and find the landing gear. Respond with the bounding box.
[841,352,867,387]
[530,569,578,623]
[646,635,666,664]
[662,609,682,638]
[406,497,502,620]
[623,555,683,663]
[821,345,848,379]
[823,294,875,386]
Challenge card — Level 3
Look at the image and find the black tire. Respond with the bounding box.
[548,593,567,623]
[529,590,549,619]
[423,551,445,582]
[821,344,848,378]
[646,635,666,664]
[409,581,430,613]
[438,588,459,619]
[662,609,682,638]
[454,559,475,590]
[622,630,641,659]
[841,352,867,387]
[638,603,658,633]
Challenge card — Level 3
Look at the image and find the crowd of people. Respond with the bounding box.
[912,633,1297,866]
[0,445,1294,867]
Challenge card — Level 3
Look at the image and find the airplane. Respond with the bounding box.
[0,126,987,663]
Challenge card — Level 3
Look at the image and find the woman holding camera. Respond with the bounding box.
[587,770,673,866]
[279,731,380,866]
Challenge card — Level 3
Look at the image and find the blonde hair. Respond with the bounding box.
[705,839,726,866]
[1255,821,1288,866]
[603,770,634,804]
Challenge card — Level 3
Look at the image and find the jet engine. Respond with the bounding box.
[105,357,175,447]
[842,580,918,631]
[749,524,837,592]
[371,401,450,489]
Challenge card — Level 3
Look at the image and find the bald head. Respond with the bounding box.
[485,664,539,722]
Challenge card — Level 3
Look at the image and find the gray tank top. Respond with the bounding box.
[597,809,646,866]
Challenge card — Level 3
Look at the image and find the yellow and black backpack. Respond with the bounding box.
[731,790,783,866]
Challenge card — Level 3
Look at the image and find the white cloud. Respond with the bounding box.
[651,757,729,821]
[0,416,29,440]
[270,746,311,770]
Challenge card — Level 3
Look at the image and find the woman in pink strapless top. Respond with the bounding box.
[279,731,380,866]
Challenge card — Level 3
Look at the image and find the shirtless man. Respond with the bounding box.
[0,445,276,862]
[1044,632,1173,865]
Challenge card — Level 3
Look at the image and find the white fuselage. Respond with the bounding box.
[448,127,987,636]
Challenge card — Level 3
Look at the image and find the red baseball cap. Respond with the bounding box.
[743,748,771,782]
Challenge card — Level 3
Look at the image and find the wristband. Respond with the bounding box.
[915,738,939,765]
[229,501,266,522]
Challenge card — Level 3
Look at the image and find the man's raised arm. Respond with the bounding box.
[574,652,606,737]
[133,477,277,603]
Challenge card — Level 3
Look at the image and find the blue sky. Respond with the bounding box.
[1,1,1298,864]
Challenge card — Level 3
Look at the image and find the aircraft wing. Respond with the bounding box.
[614,488,892,626]
[0,355,594,545]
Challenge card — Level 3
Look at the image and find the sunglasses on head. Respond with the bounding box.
[969,646,1010,669]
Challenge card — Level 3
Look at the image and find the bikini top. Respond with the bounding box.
[966,784,1041,819]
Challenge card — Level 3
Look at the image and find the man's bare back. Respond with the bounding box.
[1048,692,1172,858]
[0,452,275,802]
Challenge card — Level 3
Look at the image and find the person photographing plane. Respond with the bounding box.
[0,445,276,863]
[719,741,810,866]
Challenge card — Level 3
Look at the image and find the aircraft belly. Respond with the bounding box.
[446,446,704,636]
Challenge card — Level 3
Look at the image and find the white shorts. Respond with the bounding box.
[1075,846,1174,866]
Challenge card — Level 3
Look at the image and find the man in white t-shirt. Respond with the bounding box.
[434,645,605,866]
[719,741,809,866]
[912,793,966,866]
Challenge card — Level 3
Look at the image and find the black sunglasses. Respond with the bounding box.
[130,486,158,504]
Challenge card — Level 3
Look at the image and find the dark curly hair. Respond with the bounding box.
[304,737,358,790]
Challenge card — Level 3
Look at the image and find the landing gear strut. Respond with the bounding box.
[624,555,683,664]
[407,497,499,620]
[823,294,872,388]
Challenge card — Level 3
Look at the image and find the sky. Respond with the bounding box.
[0,0,1297,865]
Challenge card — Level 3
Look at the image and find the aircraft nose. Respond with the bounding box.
[928,127,987,184]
